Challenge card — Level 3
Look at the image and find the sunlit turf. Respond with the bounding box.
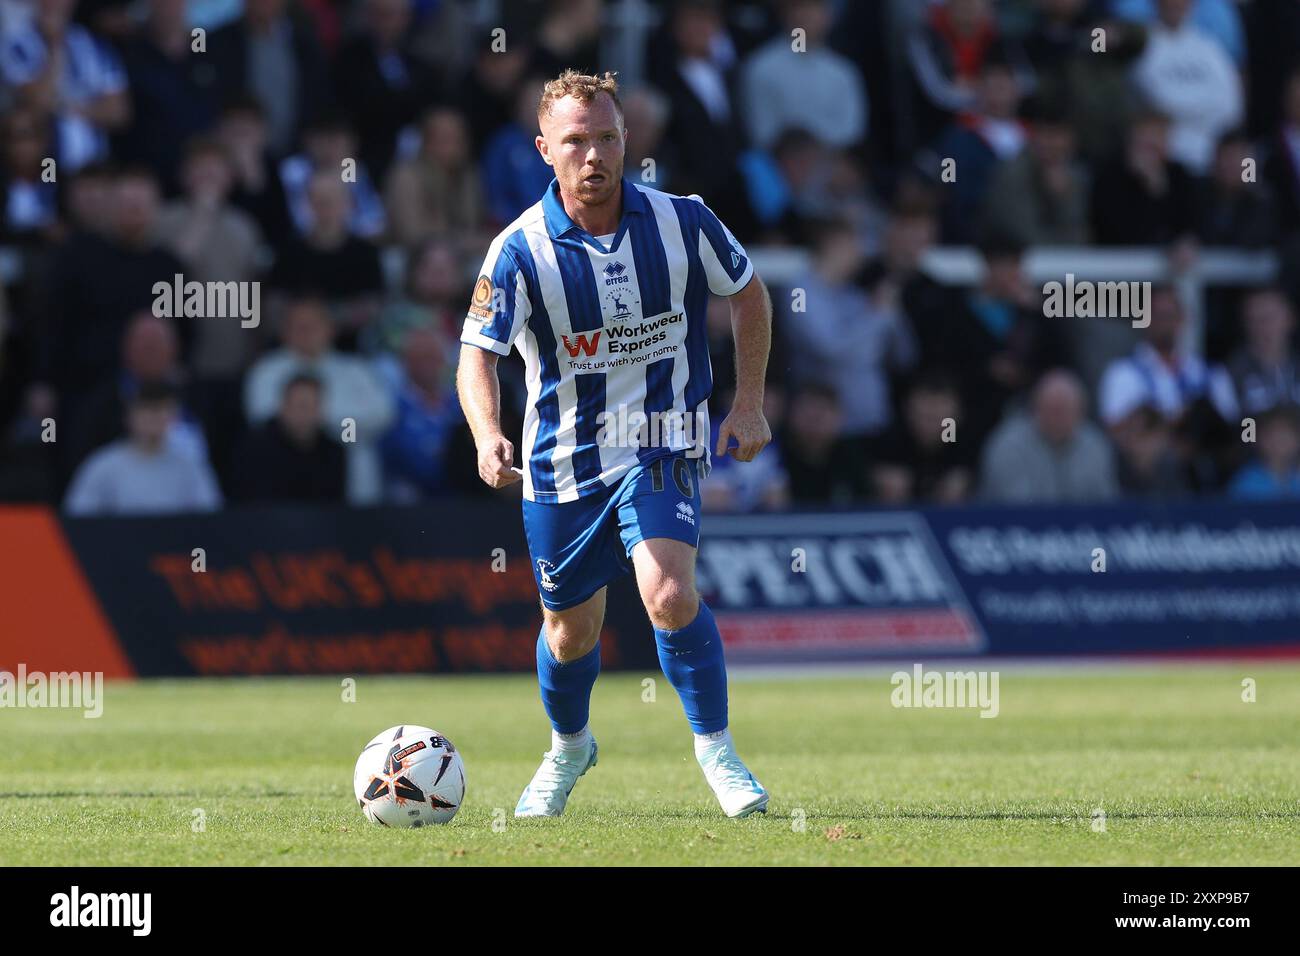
[2,665,1297,865]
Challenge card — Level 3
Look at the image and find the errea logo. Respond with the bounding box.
[676,501,696,526]
[603,261,629,286]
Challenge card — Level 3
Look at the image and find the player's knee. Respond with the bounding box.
[544,613,600,662]
[643,579,698,631]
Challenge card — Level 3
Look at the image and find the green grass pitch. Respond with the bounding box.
[2,665,1298,866]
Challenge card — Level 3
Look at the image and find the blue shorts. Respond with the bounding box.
[522,452,704,611]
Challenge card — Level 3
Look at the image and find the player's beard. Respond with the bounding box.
[571,162,622,208]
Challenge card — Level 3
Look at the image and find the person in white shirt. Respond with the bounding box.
[1098,285,1237,428]
[64,382,222,516]
[244,296,395,505]
[1130,0,1243,175]
[739,0,867,149]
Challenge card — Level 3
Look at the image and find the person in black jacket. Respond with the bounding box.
[1090,109,1198,246]
[231,373,345,503]
[207,0,331,157]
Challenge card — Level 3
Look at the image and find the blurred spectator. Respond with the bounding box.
[1130,0,1243,175]
[65,311,207,477]
[64,381,222,516]
[366,235,468,354]
[786,218,915,439]
[1110,402,1190,497]
[231,372,345,503]
[621,85,674,192]
[1090,109,1197,245]
[1023,0,1094,93]
[385,106,487,249]
[926,54,1027,243]
[59,160,117,239]
[36,167,183,411]
[280,115,386,240]
[155,137,267,381]
[378,326,464,501]
[1099,285,1238,489]
[872,372,975,505]
[1195,129,1278,248]
[268,171,386,345]
[1228,288,1300,414]
[244,297,394,504]
[216,95,294,247]
[1228,404,1300,500]
[117,0,221,192]
[0,0,129,172]
[702,382,789,513]
[907,0,1032,144]
[208,0,330,156]
[451,32,534,152]
[1057,14,1147,167]
[1112,0,1246,64]
[532,0,604,78]
[778,382,867,505]
[0,108,59,243]
[652,0,751,232]
[740,0,867,150]
[937,239,1071,442]
[1262,66,1300,239]
[1099,286,1237,427]
[980,369,1118,502]
[481,77,556,226]
[855,202,950,369]
[982,98,1090,245]
[332,0,436,182]
[743,128,832,243]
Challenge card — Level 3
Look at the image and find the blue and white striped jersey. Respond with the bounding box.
[461,178,753,503]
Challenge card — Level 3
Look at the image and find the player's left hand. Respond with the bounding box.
[715,404,771,462]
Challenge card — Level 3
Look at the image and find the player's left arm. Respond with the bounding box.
[715,275,772,462]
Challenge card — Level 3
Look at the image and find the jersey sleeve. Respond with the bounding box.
[691,195,754,296]
[460,235,532,356]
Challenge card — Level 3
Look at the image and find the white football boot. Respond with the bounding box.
[514,736,598,818]
[697,735,768,818]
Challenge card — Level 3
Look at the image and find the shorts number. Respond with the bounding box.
[649,458,694,498]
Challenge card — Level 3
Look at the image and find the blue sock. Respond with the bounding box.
[654,601,728,734]
[536,630,600,734]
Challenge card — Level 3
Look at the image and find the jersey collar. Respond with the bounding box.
[542,177,646,252]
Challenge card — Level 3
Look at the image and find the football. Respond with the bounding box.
[353,725,466,827]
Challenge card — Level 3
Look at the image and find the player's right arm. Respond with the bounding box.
[456,237,532,489]
[456,345,520,488]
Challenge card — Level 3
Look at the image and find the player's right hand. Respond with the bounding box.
[477,435,522,488]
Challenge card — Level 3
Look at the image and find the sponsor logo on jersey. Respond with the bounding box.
[469,275,496,320]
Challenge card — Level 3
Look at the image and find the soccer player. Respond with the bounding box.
[456,70,773,818]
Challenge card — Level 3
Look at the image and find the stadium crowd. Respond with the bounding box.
[2,0,1300,515]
